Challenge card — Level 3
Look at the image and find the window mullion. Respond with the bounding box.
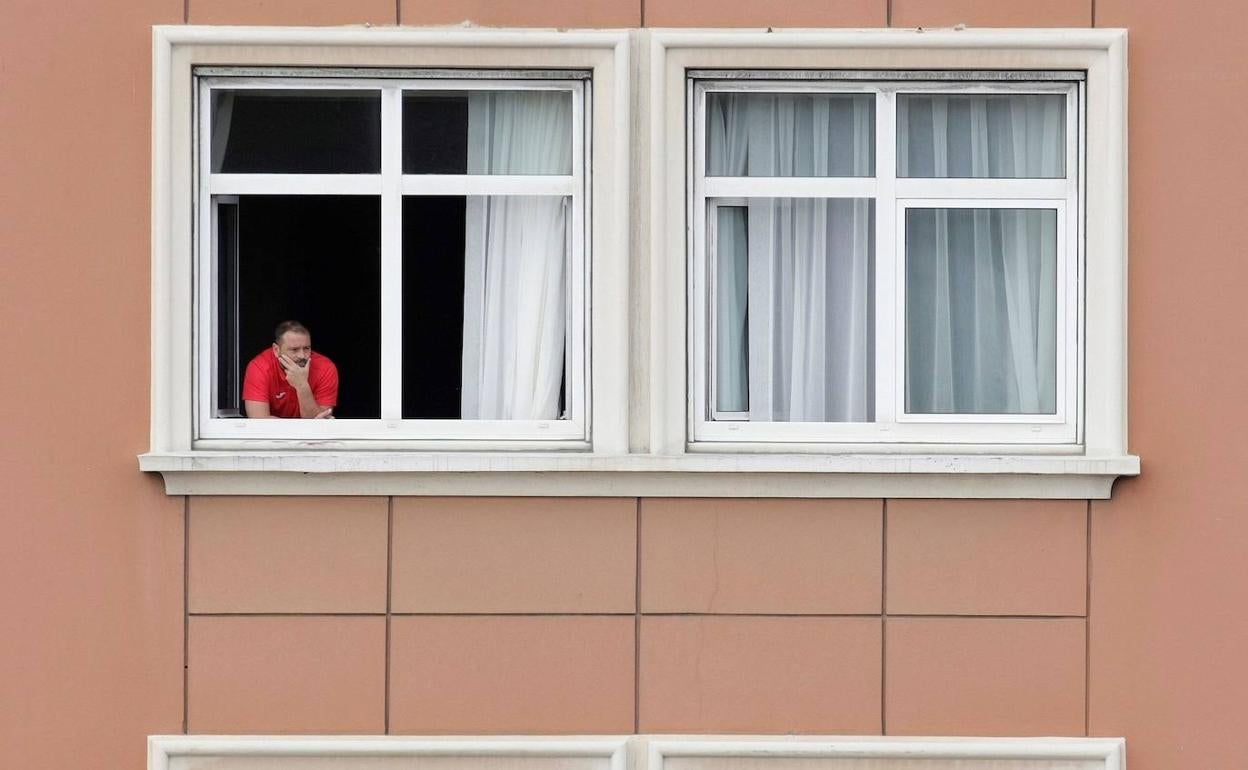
[875,89,898,427]
[379,86,403,420]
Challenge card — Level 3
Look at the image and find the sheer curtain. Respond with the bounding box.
[709,94,874,422]
[899,94,1061,414]
[461,92,571,419]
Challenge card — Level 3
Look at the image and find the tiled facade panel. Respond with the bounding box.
[1091,1,1248,767]
[12,0,1248,767]
[640,498,882,614]
[639,616,883,733]
[389,616,635,733]
[188,616,386,733]
[181,495,1090,738]
[392,497,636,613]
[889,0,1091,27]
[188,0,395,25]
[885,618,1086,736]
[399,0,640,28]
[644,0,883,28]
[189,496,388,614]
[0,0,186,767]
[886,500,1087,616]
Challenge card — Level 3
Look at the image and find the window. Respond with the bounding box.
[690,73,1081,445]
[198,72,590,442]
[144,27,1136,498]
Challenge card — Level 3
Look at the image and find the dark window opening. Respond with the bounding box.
[402,94,469,174]
[211,90,381,174]
[402,196,467,418]
[218,195,382,419]
[215,201,240,415]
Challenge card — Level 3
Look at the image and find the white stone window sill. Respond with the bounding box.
[138,451,1139,497]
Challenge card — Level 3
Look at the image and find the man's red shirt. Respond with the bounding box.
[242,350,339,418]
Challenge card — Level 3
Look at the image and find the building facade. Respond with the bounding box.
[2,1,1246,769]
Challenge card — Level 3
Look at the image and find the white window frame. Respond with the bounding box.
[689,76,1081,445]
[142,27,1138,498]
[145,27,631,465]
[645,30,1134,480]
[147,735,1126,770]
[195,73,590,443]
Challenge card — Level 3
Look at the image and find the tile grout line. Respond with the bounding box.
[385,496,394,734]
[880,498,888,736]
[396,0,401,26]
[634,497,642,734]
[1085,497,1092,736]
[182,495,190,734]
[183,0,189,24]
[185,610,1088,619]
[1090,0,1096,28]
[640,0,645,28]
[886,0,893,27]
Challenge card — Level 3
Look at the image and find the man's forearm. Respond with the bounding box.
[294,383,323,418]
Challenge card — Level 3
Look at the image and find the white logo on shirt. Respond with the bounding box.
[276,391,287,399]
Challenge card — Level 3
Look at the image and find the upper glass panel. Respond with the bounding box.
[403,90,573,175]
[898,93,1066,178]
[210,90,381,174]
[706,93,875,177]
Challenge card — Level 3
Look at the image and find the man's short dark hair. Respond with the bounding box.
[273,320,311,343]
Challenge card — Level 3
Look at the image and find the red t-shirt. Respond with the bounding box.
[242,350,339,418]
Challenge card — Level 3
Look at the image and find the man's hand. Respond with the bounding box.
[278,353,310,388]
[279,353,327,418]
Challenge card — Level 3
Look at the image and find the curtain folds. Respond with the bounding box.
[905,208,1057,414]
[900,94,1061,414]
[461,92,571,420]
[710,94,875,422]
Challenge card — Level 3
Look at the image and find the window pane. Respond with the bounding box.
[227,195,381,418]
[211,90,381,174]
[403,91,573,175]
[712,198,875,422]
[905,208,1058,415]
[403,195,569,420]
[898,93,1065,178]
[705,93,875,177]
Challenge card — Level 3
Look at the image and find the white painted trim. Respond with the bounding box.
[689,78,1080,446]
[149,736,630,770]
[646,29,1130,471]
[645,737,1125,767]
[139,450,1138,498]
[399,175,577,196]
[207,174,382,195]
[147,735,1125,770]
[151,26,630,455]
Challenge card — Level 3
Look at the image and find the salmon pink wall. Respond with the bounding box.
[2,1,1246,769]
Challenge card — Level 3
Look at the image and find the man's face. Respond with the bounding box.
[273,331,312,368]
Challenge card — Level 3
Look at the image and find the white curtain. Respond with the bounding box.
[461,92,571,419]
[906,208,1057,414]
[210,91,235,173]
[898,94,1060,415]
[709,94,874,422]
[898,93,1064,178]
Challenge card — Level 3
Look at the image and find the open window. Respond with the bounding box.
[690,73,1081,445]
[197,73,589,442]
